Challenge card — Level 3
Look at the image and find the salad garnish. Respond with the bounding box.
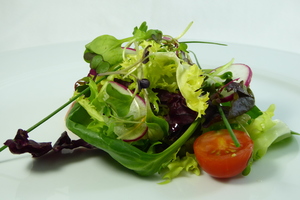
[1,22,299,184]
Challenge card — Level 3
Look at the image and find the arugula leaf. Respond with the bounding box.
[133,21,163,42]
[133,21,148,35]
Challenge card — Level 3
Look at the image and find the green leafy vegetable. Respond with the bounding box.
[85,35,127,67]
[176,63,209,118]
[1,21,298,184]
[66,103,201,176]
[90,55,110,73]
[244,104,292,160]
[160,153,200,184]
[62,22,299,180]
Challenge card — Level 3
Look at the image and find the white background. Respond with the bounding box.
[1,0,300,54]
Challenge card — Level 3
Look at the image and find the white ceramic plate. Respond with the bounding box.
[0,41,299,200]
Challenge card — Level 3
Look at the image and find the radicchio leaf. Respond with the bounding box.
[4,130,96,157]
[4,129,52,157]
[53,131,95,152]
[155,89,197,141]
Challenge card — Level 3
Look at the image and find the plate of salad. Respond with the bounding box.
[0,22,299,200]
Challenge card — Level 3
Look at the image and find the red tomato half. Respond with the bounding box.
[193,129,253,178]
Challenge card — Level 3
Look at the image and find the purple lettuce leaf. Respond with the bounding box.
[4,129,95,157]
[53,131,95,152]
[4,129,52,157]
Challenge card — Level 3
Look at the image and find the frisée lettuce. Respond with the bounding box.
[244,104,292,160]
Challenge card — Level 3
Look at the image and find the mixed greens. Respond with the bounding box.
[1,22,298,183]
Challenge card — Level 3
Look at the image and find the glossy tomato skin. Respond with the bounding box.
[193,129,253,178]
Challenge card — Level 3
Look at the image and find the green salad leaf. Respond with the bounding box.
[176,63,209,118]
[160,153,200,184]
[85,35,125,67]
[66,102,201,176]
[2,21,297,184]
[244,104,292,160]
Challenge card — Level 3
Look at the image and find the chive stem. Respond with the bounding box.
[0,76,107,153]
[26,88,89,133]
[189,50,201,69]
[181,41,227,46]
[217,104,240,147]
[0,145,7,152]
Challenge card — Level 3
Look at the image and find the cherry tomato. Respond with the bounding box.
[193,129,253,178]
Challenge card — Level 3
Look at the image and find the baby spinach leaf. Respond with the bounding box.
[85,35,124,66]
